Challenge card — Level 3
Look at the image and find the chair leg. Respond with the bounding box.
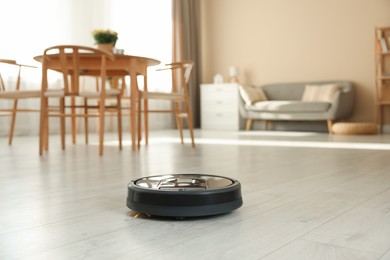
[84,98,89,144]
[44,99,49,151]
[8,99,18,145]
[174,102,184,144]
[39,97,47,155]
[45,110,49,151]
[143,98,149,145]
[177,118,184,144]
[60,98,66,150]
[98,98,105,156]
[137,95,142,149]
[183,98,195,148]
[39,96,50,154]
[117,96,122,151]
[71,96,76,144]
[184,96,195,148]
[187,113,195,148]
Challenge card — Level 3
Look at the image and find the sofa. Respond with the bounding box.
[238,80,354,132]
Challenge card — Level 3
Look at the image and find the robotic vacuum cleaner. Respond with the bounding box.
[126,174,243,217]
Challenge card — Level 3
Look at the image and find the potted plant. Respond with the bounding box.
[91,29,118,52]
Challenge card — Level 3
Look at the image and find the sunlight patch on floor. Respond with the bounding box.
[236,131,318,137]
[101,136,390,151]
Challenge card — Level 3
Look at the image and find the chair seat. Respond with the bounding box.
[44,89,65,97]
[79,89,121,98]
[0,90,41,99]
[44,88,121,98]
[141,91,184,101]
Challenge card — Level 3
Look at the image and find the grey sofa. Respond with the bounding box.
[239,80,354,132]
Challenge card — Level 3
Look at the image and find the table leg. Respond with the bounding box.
[71,96,76,144]
[130,73,137,151]
[143,75,149,145]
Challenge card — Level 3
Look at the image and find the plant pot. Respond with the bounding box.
[97,43,114,53]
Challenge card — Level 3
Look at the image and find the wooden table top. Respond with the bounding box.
[33,53,160,76]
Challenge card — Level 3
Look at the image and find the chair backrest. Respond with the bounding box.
[0,59,35,93]
[1,59,19,92]
[0,69,4,92]
[0,60,14,92]
[41,45,114,96]
[169,60,193,94]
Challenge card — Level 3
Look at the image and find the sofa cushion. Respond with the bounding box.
[302,83,340,102]
[239,85,267,105]
[246,101,331,112]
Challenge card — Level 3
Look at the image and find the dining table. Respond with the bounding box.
[34,53,160,151]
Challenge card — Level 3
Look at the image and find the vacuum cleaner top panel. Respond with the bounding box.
[134,174,235,191]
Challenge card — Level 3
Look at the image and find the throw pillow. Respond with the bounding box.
[239,85,268,105]
[301,84,340,102]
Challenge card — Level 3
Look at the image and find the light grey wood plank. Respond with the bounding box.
[380,249,390,260]
[26,217,230,260]
[262,239,380,260]
[303,188,390,255]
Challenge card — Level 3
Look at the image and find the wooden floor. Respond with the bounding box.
[1,129,390,260]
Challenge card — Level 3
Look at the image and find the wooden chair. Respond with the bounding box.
[137,60,195,148]
[0,59,40,145]
[39,45,122,156]
[84,76,127,145]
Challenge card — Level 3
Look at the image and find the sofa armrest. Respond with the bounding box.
[327,81,354,120]
[238,85,252,118]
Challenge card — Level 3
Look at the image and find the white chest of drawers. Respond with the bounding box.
[200,83,243,130]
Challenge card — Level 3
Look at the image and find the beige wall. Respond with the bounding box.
[200,0,390,122]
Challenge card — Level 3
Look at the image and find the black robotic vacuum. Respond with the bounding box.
[126,174,243,217]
